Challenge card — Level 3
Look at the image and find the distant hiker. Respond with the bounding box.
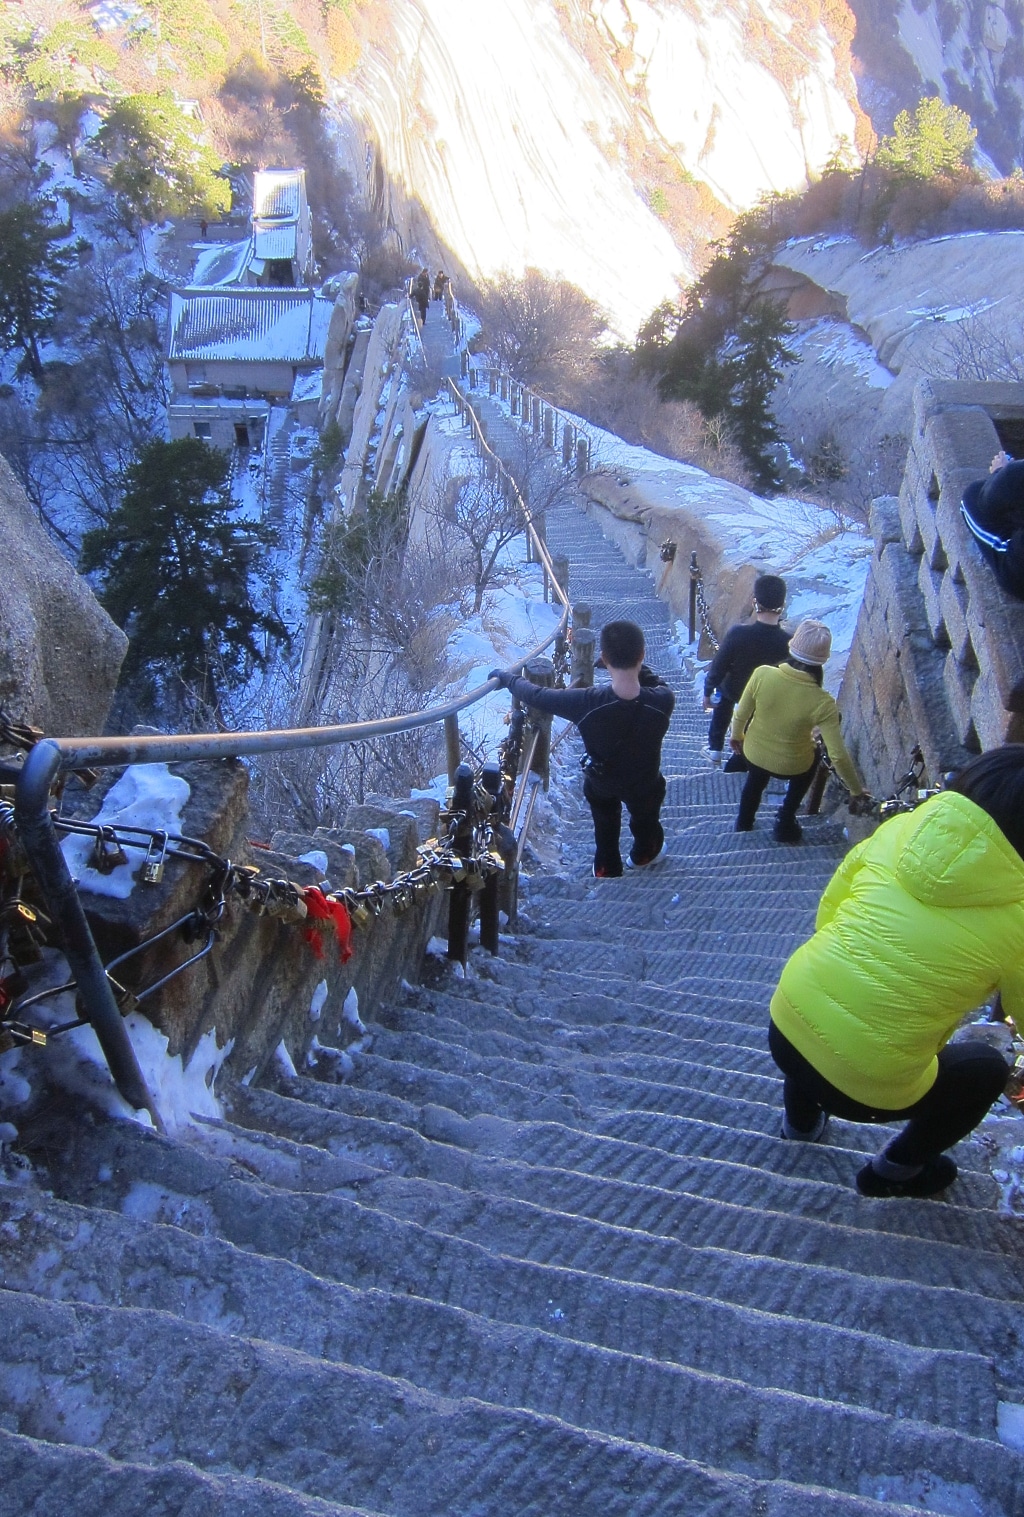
[432,269,449,302]
[200,218,208,239]
[961,450,1024,600]
[413,268,430,325]
[769,744,1024,1198]
[490,620,674,878]
[729,618,867,842]
[703,573,789,766]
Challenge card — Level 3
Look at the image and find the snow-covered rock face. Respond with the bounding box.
[854,0,1024,172]
[596,0,859,210]
[335,0,860,337]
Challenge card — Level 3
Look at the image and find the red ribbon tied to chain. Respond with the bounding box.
[300,887,353,964]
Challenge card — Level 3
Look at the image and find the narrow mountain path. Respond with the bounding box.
[1,388,1023,1515]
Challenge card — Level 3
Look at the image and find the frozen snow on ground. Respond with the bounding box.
[794,320,894,389]
[61,765,191,899]
[9,956,235,1133]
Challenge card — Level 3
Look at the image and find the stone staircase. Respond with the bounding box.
[2,483,1024,1516]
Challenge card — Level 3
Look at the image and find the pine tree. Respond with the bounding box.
[723,300,798,494]
[96,95,231,231]
[0,200,74,381]
[81,438,288,705]
[876,97,977,179]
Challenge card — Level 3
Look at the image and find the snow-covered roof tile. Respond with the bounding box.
[168,288,332,364]
[253,224,298,261]
[252,168,304,222]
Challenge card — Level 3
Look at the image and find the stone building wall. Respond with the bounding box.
[839,380,1024,797]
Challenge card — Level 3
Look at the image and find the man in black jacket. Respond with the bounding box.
[961,451,1024,601]
[491,620,674,878]
[703,573,789,765]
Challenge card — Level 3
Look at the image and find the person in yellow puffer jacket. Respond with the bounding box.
[729,619,868,843]
[769,745,1024,1198]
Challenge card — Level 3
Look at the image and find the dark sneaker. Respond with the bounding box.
[734,819,754,832]
[626,843,667,869]
[593,864,622,879]
[773,814,803,844]
[856,1154,958,1198]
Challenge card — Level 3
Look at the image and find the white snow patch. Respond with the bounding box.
[0,1051,32,1109]
[61,765,191,899]
[39,997,232,1134]
[298,849,330,875]
[309,979,329,1021]
[342,987,366,1033]
[365,828,390,850]
[275,1040,298,1079]
[998,1401,1024,1453]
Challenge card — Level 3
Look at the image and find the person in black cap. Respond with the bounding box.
[961,450,1024,600]
[703,573,790,766]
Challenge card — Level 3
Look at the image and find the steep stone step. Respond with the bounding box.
[381,988,777,1078]
[7,1287,1010,1517]
[0,1426,379,1517]
[316,1043,982,1169]
[230,1081,1004,1248]
[403,976,773,1049]
[0,1190,998,1443]
[29,1113,1024,1355]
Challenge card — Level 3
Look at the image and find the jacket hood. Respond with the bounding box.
[894,792,1024,907]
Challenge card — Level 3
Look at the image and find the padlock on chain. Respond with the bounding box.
[141,831,168,885]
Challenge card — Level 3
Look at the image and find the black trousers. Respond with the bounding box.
[584,772,666,876]
[769,1021,1008,1165]
[707,696,735,752]
[737,758,817,829]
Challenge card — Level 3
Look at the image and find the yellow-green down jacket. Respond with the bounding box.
[770,791,1024,1109]
[730,662,862,792]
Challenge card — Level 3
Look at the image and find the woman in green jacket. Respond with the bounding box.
[729,619,867,842]
[769,745,1024,1198]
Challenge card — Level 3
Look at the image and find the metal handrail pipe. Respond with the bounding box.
[33,670,551,772]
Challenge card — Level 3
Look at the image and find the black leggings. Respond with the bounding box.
[737,759,818,829]
[769,1021,1008,1165]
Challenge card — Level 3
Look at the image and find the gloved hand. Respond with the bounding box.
[488,669,511,689]
[848,792,875,816]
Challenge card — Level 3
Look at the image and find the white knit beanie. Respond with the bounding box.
[788,620,832,666]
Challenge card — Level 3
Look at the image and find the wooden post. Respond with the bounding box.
[552,554,569,604]
[446,762,475,964]
[460,348,469,377]
[575,436,589,473]
[488,370,497,396]
[532,396,541,435]
[570,627,596,687]
[572,601,591,629]
[562,422,574,467]
[688,551,699,645]
[523,656,555,787]
[500,374,509,402]
[543,406,555,448]
[510,384,520,418]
